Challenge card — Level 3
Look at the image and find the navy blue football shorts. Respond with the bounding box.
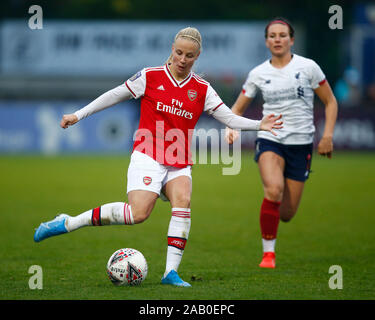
[254,138,313,182]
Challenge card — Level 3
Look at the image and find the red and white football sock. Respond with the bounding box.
[260,198,281,253]
[164,208,191,277]
[65,202,134,232]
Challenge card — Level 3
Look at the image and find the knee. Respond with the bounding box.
[264,184,283,202]
[131,204,152,224]
[171,192,191,208]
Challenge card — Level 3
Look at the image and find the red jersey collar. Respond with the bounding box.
[164,64,192,88]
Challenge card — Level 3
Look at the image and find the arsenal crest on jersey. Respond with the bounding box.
[187,90,197,101]
[143,176,152,185]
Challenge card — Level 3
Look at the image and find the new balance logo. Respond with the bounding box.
[157,85,165,91]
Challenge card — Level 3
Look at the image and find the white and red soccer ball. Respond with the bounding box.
[106,248,148,286]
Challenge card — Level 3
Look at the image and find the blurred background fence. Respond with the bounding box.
[1,0,374,154]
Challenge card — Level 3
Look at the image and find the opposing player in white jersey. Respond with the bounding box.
[34,27,283,286]
[226,18,338,268]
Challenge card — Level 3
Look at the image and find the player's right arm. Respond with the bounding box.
[60,85,134,129]
[60,114,79,129]
[61,69,146,129]
[225,92,253,144]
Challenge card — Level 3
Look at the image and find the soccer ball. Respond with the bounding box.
[106,248,148,286]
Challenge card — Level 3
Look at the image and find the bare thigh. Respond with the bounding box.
[128,190,159,223]
[258,151,285,202]
[163,176,192,209]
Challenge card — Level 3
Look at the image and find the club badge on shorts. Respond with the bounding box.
[143,176,152,186]
[187,89,197,101]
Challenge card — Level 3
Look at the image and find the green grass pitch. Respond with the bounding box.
[0,151,374,300]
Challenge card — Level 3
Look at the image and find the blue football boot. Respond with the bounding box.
[161,270,191,287]
[34,214,69,242]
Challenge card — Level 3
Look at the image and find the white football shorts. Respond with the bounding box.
[127,151,192,201]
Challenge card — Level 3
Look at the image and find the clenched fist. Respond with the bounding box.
[60,114,79,129]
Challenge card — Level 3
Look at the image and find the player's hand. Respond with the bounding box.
[318,136,333,158]
[260,114,283,136]
[60,114,79,129]
[225,127,239,144]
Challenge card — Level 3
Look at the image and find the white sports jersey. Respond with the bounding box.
[242,54,326,144]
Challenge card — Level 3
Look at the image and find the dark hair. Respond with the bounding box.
[265,17,294,38]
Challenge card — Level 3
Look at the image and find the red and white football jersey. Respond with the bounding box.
[125,64,223,168]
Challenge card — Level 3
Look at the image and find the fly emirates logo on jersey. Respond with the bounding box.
[156,99,193,120]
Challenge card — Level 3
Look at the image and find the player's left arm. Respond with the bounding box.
[212,104,283,135]
[314,80,338,158]
[205,85,282,135]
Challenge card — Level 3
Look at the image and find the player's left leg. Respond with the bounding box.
[279,178,305,222]
[161,174,192,287]
[279,143,312,221]
[257,151,285,269]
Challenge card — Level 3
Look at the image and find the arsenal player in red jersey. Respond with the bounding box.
[34,27,282,287]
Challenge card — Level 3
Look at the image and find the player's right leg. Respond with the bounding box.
[34,151,162,243]
[33,202,131,243]
[33,214,70,243]
[33,192,158,243]
[256,145,286,268]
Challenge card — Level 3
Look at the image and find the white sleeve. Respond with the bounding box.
[74,84,133,121]
[204,85,225,115]
[242,70,258,98]
[211,104,261,131]
[309,61,326,89]
[125,69,146,99]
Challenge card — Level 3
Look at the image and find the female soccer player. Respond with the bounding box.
[34,27,282,286]
[226,18,338,268]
